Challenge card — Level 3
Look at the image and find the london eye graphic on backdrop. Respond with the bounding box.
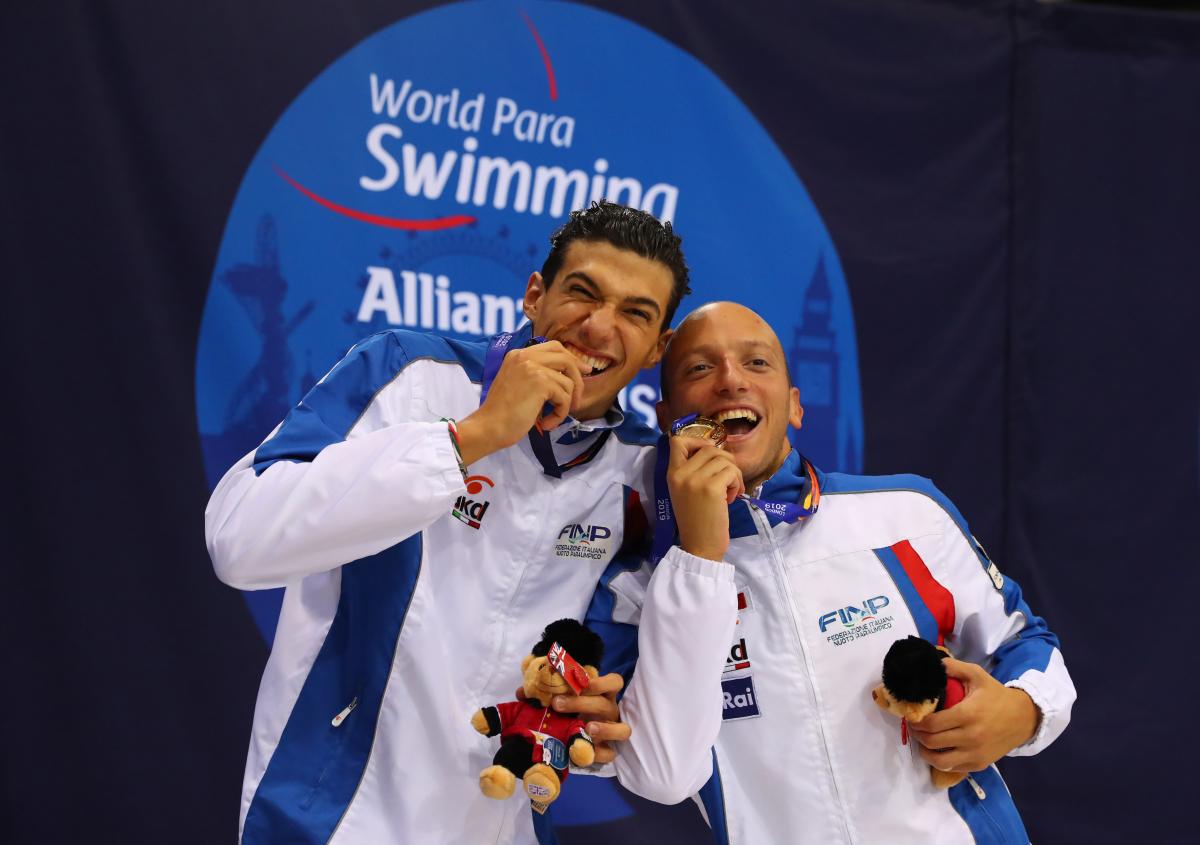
[201,215,318,485]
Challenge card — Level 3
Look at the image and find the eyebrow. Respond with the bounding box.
[562,271,663,317]
[682,339,777,358]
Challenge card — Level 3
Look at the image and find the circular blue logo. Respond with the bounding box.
[197,0,861,666]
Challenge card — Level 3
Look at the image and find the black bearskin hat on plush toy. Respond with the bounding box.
[881,635,951,708]
[531,618,604,667]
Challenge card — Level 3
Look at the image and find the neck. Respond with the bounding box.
[743,443,794,494]
[575,396,615,423]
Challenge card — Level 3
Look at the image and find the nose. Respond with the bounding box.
[577,302,617,346]
[714,358,749,395]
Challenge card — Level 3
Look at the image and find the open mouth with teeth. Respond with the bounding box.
[565,343,615,377]
[714,408,761,438]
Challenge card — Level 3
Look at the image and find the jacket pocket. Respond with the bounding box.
[299,695,360,811]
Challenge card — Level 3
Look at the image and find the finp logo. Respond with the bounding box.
[554,522,614,560]
[557,524,611,545]
[818,596,890,632]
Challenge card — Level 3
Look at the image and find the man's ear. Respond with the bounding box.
[655,400,671,433]
[521,654,535,673]
[643,328,673,370]
[787,386,804,430]
[522,272,546,325]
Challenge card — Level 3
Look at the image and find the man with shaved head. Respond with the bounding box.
[616,302,1077,844]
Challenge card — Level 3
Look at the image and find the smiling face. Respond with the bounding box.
[659,302,803,492]
[524,239,675,420]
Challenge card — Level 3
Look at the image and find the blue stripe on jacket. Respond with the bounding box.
[241,538,424,844]
[697,749,730,845]
[242,328,487,843]
[873,544,940,645]
[948,766,1030,844]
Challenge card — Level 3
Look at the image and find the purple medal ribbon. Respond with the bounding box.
[479,331,524,404]
[651,435,677,566]
[650,424,820,565]
[738,494,815,522]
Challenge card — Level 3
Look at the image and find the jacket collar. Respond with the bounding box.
[729,449,821,539]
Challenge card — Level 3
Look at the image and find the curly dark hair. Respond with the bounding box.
[540,201,691,328]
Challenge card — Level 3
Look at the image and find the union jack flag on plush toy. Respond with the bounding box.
[547,642,590,694]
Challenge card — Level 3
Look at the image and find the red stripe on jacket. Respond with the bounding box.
[890,539,955,645]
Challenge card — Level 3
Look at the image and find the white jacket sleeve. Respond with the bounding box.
[917,523,1077,757]
[205,333,467,590]
[611,546,737,804]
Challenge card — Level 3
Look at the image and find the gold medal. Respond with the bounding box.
[671,416,727,448]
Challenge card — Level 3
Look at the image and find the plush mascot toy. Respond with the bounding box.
[871,635,967,789]
[471,619,603,811]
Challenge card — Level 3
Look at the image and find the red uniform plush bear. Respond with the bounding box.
[471,619,603,810]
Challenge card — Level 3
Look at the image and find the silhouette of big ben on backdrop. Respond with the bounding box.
[788,256,857,471]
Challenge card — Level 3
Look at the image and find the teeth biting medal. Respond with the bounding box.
[651,413,821,565]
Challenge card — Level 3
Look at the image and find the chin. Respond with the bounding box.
[723,443,759,469]
[578,384,619,416]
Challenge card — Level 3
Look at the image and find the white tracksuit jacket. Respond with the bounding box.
[612,450,1076,845]
[204,326,735,845]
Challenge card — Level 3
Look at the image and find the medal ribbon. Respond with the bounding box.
[480,332,611,479]
[479,331,520,405]
[650,432,821,565]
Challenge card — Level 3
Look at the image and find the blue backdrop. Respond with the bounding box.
[2,1,1197,842]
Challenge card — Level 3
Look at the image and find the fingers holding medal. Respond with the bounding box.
[667,415,744,562]
[457,341,585,462]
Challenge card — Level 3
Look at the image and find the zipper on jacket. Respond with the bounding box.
[748,504,854,844]
[967,776,986,800]
[331,696,358,727]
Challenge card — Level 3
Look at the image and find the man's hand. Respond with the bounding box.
[549,673,630,765]
[456,341,585,465]
[667,435,745,562]
[908,658,1041,773]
